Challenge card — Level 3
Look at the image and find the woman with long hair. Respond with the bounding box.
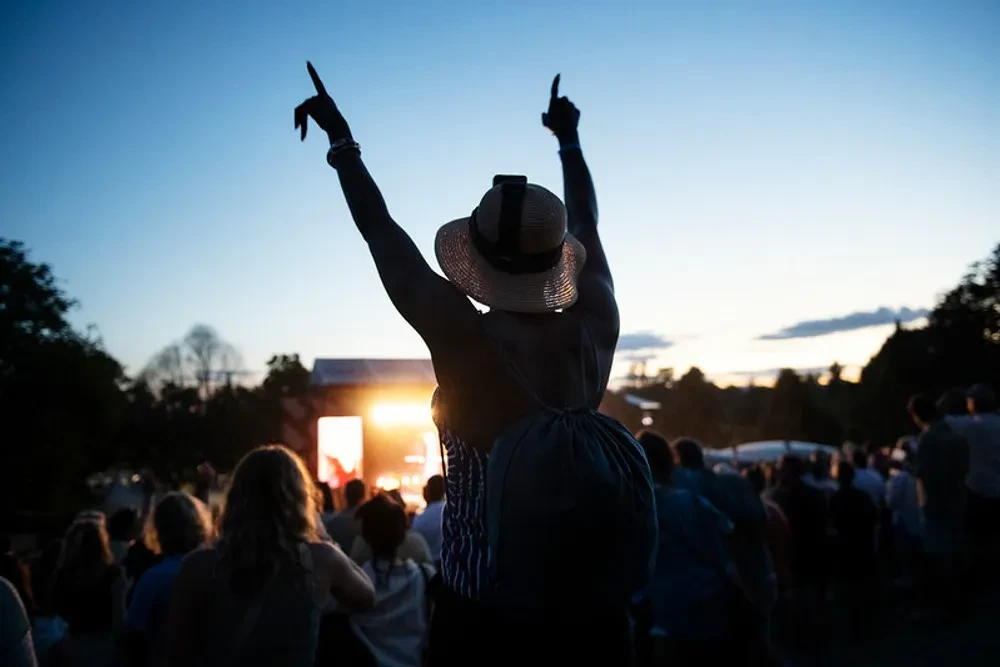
[124,492,213,667]
[50,517,126,666]
[295,66,656,665]
[166,445,374,666]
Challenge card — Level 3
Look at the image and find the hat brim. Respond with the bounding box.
[434,217,587,313]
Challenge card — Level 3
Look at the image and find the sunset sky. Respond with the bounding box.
[2,1,998,385]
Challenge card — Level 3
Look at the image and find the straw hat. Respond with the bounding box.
[435,177,586,313]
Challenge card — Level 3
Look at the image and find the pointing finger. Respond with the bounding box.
[550,74,560,101]
[307,61,328,97]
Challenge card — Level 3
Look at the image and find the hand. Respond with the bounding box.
[294,61,353,143]
[541,74,580,142]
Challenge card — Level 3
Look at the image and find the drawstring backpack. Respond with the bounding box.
[484,320,658,617]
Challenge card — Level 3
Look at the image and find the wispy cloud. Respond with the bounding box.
[757,307,929,341]
[617,332,676,352]
[723,366,830,379]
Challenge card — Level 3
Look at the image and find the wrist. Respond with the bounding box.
[557,131,580,147]
[327,140,361,169]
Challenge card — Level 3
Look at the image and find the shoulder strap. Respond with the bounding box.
[480,314,601,410]
[479,316,548,408]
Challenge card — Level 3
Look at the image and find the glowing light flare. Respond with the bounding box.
[375,475,401,490]
[424,430,445,481]
[317,416,363,488]
[371,402,432,427]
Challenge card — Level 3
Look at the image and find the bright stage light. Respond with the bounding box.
[375,475,401,490]
[371,402,432,427]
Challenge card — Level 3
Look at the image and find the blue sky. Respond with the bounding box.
[2,0,998,384]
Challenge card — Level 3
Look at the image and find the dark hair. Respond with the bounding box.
[937,387,968,416]
[386,489,405,509]
[811,451,832,480]
[778,455,806,484]
[108,508,138,542]
[745,465,767,494]
[356,494,407,588]
[636,430,674,484]
[147,492,213,557]
[673,438,705,470]
[424,475,446,504]
[968,384,997,414]
[837,461,856,487]
[851,447,869,469]
[318,483,335,514]
[908,394,939,424]
[345,479,367,508]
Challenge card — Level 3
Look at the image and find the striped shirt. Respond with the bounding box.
[437,423,490,600]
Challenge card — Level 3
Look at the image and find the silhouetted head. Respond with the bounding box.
[837,461,856,487]
[356,493,408,587]
[59,518,113,588]
[636,430,674,485]
[851,447,869,469]
[344,479,366,509]
[908,394,940,430]
[218,445,318,590]
[318,483,335,514]
[967,384,997,415]
[937,387,968,417]
[811,451,833,480]
[146,492,213,557]
[435,177,586,313]
[745,465,768,494]
[108,507,138,543]
[423,475,446,504]
[673,438,705,470]
[386,488,405,509]
[777,455,807,487]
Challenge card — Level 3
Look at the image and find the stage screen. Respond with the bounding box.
[317,416,363,489]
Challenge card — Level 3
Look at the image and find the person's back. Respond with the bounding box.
[849,449,885,509]
[649,485,733,640]
[168,547,325,666]
[325,479,366,553]
[830,466,877,575]
[295,67,655,666]
[166,446,374,667]
[768,461,829,586]
[917,421,969,517]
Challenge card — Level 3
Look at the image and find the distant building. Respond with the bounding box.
[283,359,438,508]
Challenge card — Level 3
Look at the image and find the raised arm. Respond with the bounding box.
[542,75,617,322]
[295,63,477,343]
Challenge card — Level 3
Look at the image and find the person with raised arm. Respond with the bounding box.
[296,66,656,666]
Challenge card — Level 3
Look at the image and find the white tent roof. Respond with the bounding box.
[706,440,839,464]
[310,359,436,387]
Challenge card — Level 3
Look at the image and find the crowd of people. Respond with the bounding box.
[3,66,999,667]
[2,381,997,666]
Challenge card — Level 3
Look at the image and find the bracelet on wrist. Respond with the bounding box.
[558,142,581,154]
[327,139,361,168]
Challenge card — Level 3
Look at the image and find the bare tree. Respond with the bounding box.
[141,325,243,398]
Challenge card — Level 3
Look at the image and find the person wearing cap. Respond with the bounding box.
[296,67,628,664]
